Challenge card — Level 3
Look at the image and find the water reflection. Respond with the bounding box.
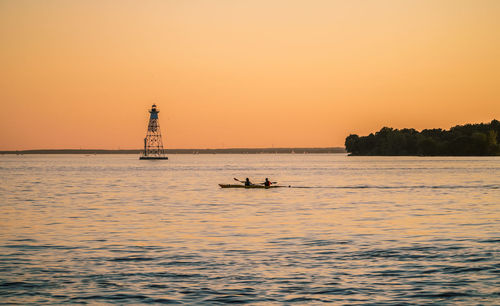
[0,154,499,304]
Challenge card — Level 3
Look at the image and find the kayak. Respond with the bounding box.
[219,184,287,189]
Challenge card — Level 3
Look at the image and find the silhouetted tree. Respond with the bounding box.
[345,120,500,156]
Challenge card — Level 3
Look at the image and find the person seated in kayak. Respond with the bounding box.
[263,178,272,187]
[245,178,252,186]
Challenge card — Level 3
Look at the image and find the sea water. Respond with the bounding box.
[0,154,499,304]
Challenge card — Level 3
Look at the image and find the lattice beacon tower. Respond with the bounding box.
[140,104,168,160]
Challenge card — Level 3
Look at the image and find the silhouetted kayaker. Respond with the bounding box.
[264,178,271,187]
[245,178,252,186]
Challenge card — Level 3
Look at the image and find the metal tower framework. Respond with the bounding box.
[140,104,168,160]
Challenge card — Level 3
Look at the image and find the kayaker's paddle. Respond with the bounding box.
[234,178,244,184]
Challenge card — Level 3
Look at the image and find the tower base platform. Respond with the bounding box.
[139,156,168,160]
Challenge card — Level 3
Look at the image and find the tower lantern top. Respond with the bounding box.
[149,104,159,113]
[149,104,159,119]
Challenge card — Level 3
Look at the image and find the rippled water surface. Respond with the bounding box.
[1,154,499,304]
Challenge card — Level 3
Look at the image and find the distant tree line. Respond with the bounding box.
[345,120,500,156]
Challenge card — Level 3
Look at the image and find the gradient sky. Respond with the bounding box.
[1,0,499,149]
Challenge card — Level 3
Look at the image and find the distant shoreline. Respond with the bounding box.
[345,119,499,156]
[0,147,346,155]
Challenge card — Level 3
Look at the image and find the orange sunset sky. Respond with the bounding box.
[1,0,499,150]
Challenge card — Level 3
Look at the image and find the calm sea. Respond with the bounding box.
[0,154,499,304]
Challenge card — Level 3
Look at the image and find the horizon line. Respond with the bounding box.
[0,147,346,154]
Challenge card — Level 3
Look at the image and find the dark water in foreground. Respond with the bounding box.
[0,154,499,305]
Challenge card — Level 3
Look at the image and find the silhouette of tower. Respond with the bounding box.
[140,104,168,160]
